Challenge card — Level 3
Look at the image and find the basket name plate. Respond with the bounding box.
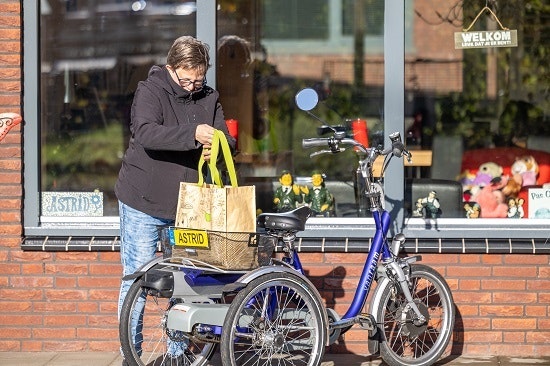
[171,228,210,249]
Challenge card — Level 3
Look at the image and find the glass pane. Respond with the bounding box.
[40,0,196,216]
[218,0,385,217]
[262,0,329,39]
[405,0,549,220]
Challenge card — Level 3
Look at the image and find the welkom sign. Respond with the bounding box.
[455,6,518,50]
[455,30,518,49]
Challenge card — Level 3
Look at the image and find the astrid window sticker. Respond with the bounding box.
[42,190,103,216]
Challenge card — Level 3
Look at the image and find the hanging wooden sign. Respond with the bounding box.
[454,6,518,49]
[455,30,517,49]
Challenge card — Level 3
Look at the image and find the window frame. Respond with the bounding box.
[23,0,549,240]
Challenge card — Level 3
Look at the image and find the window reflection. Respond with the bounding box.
[37,0,548,222]
[40,0,197,215]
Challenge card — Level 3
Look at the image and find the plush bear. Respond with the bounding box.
[461,162,504,200]
[472,162,503,187]
[471,181,508,218]
[511,155,539,186]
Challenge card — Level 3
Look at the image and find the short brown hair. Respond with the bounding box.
[167,36,210,74]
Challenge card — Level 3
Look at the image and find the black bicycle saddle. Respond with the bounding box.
[257,206,312,232]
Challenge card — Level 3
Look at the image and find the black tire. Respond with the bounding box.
[119,279,216,366]
[376,264,455,366]
[220,272,327,366]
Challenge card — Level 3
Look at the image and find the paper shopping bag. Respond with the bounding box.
[173,130,258,270]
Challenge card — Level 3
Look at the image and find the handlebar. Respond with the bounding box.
[302,132,412,163]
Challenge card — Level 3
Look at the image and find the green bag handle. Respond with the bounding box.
[197,129,238,187]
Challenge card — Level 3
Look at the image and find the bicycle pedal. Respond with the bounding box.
[358,313,376,331]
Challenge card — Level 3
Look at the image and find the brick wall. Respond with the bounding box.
[1,0,549,357]
[306,252,550,357]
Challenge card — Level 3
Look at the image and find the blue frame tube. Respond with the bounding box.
[342,210,391,319]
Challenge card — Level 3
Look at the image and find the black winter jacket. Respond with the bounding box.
[115,65,235,219]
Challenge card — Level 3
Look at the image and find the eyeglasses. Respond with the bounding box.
[174,70,206,90]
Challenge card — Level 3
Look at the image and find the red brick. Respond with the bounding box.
[44,289,87,301]
[77,327,119,339]
[528,280,550,290]
[88,341,120,352]
[488,344,536,356]
[0,314,43,326]
[459,279,480,290]
[448,265,492,277]
[0,288,43,299]
[0,262,21,274]
[78,276,120,288]
[0,328,31,338]
[463,331,502,342]
[526,332,550,343]
[55,277,77,287]
[33,301,77,313]
[55,252,99,261]
[492,266,537,277]
[453,291,492,304]
[89,263,122,275]
[479,305,523,316]
[0,301,31,312]
[504,255,549,265]
[324,252,365,264]
[10,251,53,262]
[492,292,538,304]
[492,318,536,330]
[459,254,481,263]
[44,314,86,326]
[78,302,99,313]
[33,328,76,339]
[21,341,43,352]
[504,331,525,343]
[43,341,87,352]
[0,340,20,351]
[525,305,547,317]
[457,304,479,316]
[45,263,89,275]
[88,315,118,326]
[481,279,526,290]
[20,263,44,274]
[10,275,53,288]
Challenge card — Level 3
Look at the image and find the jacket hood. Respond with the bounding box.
[147,65,211,101]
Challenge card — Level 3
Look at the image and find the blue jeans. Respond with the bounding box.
[118,201,186,356]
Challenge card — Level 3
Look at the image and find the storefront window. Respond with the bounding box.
[217,0,387,217]
[403,0,549,221]
[25,0,548,238]
[216,0,548,224]
[39,0,197,217]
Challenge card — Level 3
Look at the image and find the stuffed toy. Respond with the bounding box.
[472,162,503,187]
[471,181,508,218]
[461,162,504,200]
[501,173,523,198]
[511,155,539,187]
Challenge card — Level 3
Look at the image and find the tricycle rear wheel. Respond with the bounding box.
[220,272,327,366]
[119,278,216,366]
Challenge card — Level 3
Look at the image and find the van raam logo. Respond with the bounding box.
[173,228,210,249]
[455,30,517,49]
[42,191,103,216]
